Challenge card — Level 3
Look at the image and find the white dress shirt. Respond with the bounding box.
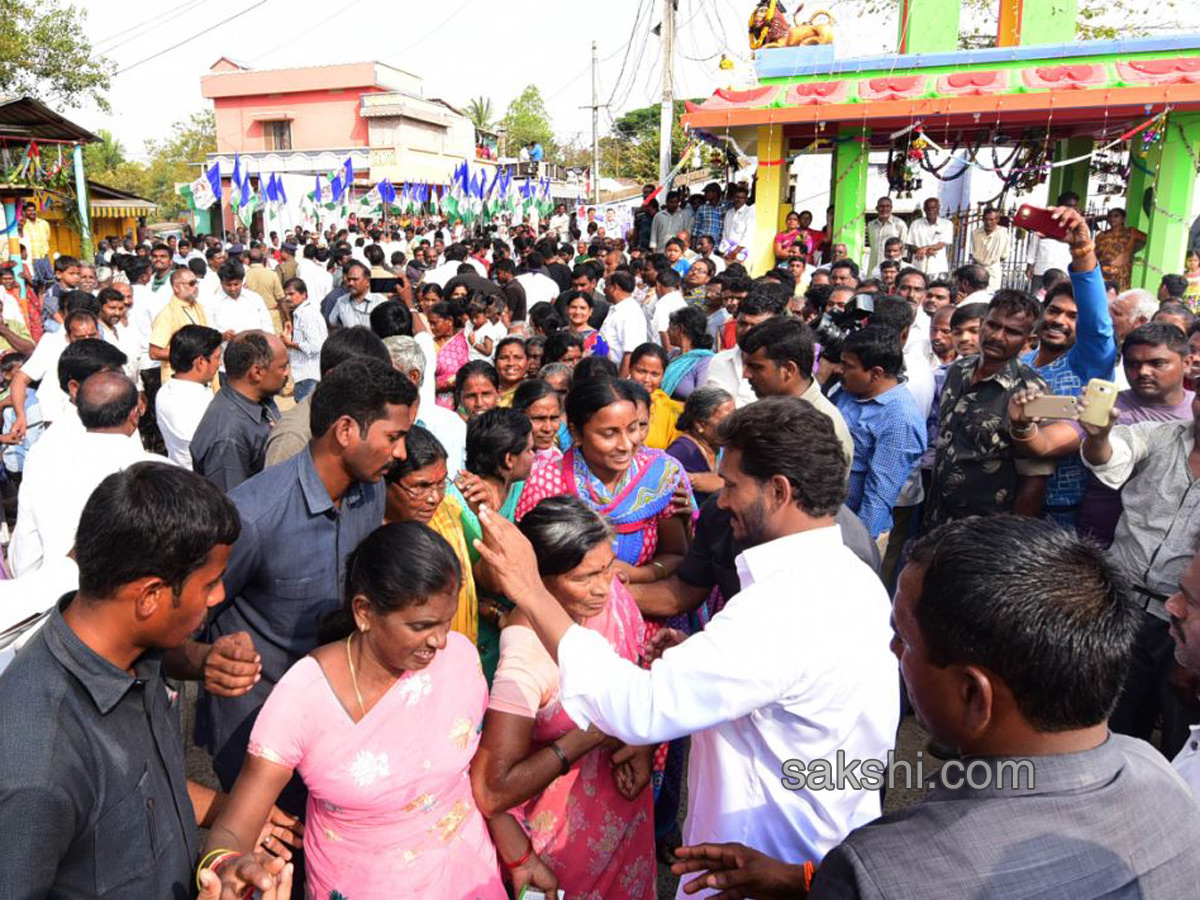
[19,331,68,423]
[297,258,333,302]
[130,283,171,371]
[102,320,145,384]
[205,288,275,337]
[0,556,79,672]
[1026,233,1072,278]
[600,297,650,364]
[416,401,467,477]
[557,526,899,896]
[651,290,687,341]
[287,297,328,383]
[867,217,909,274]
[705,347,758,408]
[423,260,465,288]
[515,271,560,311]
[10,431,162,575]
[908,217,955,276]
[1174,724,1200,800]
[156,377,215,468]
[720,204,756,261]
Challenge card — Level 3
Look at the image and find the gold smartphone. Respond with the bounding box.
[1022,395,1079,420]
[1078,378,1118,427]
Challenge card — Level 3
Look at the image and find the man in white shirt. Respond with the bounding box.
[548,204,571,242]
[651,268,688,349]
[1026,191,1080,292]
[280,276,327,401]
[11,370,160,575]
[97,286,144,383]
[599,271,649,375]
[706,283,787,408]
[719,184,756,265]
[9,300,100,436]
[384,335,466,476]
[907,197,955,278]
[423,244,472,288]
[156,324,222,468]
[515,252,561,312]
[969,206,1010,290]
[297,245,333,302]
[475,398,899,897]
[866,196,909,275]
[206,260,275,340]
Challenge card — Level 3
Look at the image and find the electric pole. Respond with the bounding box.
[591,41,601,205]
[659,0,676,185]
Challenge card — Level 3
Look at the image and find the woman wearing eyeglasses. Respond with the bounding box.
[385,425,478,646]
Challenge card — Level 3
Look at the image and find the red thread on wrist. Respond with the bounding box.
[503,842,533,870]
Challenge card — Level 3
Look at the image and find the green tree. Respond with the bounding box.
[83,129,126,175]
[502,86,555,158]
[602,102,691,183]
[140,111,216,220]
[466,96,495,132]
[0,0,112,109]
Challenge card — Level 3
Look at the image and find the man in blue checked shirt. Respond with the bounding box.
[834,325,927,554]
[1018,207,1114,527]
[691,182,729,245]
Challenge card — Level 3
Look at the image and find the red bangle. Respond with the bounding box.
[503,842,533,870]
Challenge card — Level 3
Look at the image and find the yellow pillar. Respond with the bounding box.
[751,124,785,278]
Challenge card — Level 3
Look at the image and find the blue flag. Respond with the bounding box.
[379,179,396,207]
[277,176,288,205]
[343,157,354,193]
[205,161,222,203]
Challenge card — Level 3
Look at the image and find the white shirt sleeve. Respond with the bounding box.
[558,587,800,744]
[1081,424,1141,489]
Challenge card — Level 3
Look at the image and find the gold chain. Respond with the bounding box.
[346,633,367,719]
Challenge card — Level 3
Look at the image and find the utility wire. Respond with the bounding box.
[115,0,271,75]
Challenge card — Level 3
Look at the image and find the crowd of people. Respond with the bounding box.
[2,181,1200,900]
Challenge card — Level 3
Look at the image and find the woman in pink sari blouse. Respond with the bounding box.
[471,495,657,899]
[201,523,553,900]
[431,300,471,409]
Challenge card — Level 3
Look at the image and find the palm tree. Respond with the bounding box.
[466,96,495,133]
[83,129,126,175]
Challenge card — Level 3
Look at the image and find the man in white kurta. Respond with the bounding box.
[498,398,901,899]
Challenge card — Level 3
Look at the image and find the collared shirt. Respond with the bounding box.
[558,526,899,897]
[515,271,560,311]
[651,290,687,339]
[720,203,756,259]
[18,329,68,423]
[705,346,757,408]
[834,383,928,538]
[23,217,51,259]
[1082,419,1200,616]
[156,377,215,469]
[0,597,197,899]
[802,378,854,466]
[190,384,279,491]
[197,448,385,789]
[908,217,955,275]
[150,296,209,379]
[287,297,327,383]
[1026,233,1072,276]
[1173,724,1200,800]
[866,216,909,274]
[692,201,729,242]
[102,319,144,384]
[812,734,1200,899]
[205,288,275,341]
[650,208,693,251]
[328,291,386,329]
[970,225,1011,288]
[9,431,160,576]
[264,395,311,468]
[926,355,1048,527]
[132,283,172,371]
[600,296,650,364]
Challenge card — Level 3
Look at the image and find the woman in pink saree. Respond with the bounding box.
[471,495,657,899]
[201,523,553,900]
[430,300,470,409]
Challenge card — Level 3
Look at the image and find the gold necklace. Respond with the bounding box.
[346,633,367,719]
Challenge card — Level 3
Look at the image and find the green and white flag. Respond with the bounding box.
[180,161,221,211]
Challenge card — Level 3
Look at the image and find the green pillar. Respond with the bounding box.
[998,0,1077,46]
[1124,140,1160,236]
[831,127,871,266]
[897,0,961,53]
[1132,113,1200,290]
[72,144,93,263]
[1045,137,1092,204]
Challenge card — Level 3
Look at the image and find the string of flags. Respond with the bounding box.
[182,153,557,225]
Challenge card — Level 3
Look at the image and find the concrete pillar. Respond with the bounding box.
[997,0,1078,47]
[1132,113,1200,290]
[897,0,961,54]
[751,124,786,278]
[831,128,871,267]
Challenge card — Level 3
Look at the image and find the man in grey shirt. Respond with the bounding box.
[1081,396,1200,756]
[193,357,416,811]
[190,331,288,491]
[670,516,1200,898]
